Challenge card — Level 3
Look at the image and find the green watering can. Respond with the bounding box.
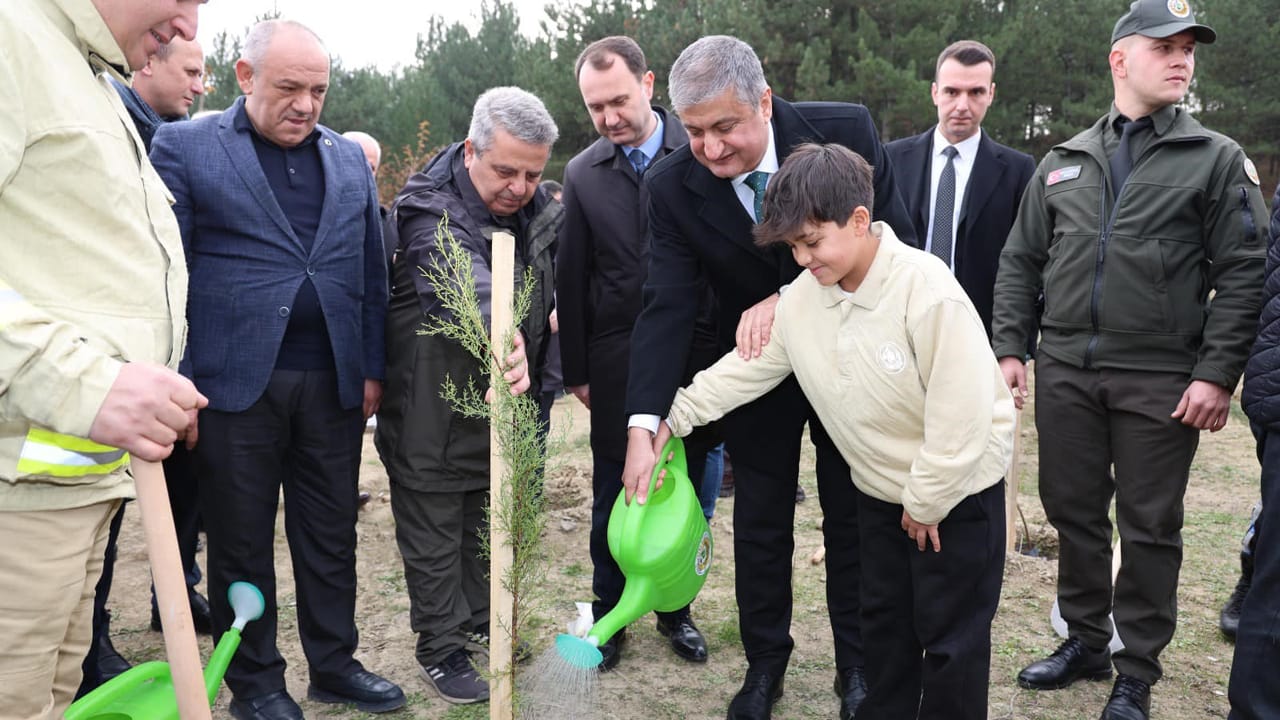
[555,436,714,668]
[65,582,266,720]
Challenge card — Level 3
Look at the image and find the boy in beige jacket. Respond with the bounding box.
[630,143,1013,720]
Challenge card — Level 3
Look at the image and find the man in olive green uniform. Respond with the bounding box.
[991,1,1267,718]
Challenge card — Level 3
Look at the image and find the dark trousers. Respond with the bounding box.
[856,484,1004,720]
[389,483,489,666]
[1035,355,1199,684]
[588,438,709,629]
[720,375,861,676]
[1229,428,1280,719]
[196,369,363,698]
[75,502,127,697]
[77,444,203,697]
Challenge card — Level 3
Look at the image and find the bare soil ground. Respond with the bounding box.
[106,386,1259,719]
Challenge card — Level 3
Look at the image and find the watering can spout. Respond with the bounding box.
[584,437,712,646]
[586,577,655,646]
[65,581,266,719]
[205,582,267,700]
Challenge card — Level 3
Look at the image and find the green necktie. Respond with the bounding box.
[744,171,770,223]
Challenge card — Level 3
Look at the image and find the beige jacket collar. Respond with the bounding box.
[819,221,901,310]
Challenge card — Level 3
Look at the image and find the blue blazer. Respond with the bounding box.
[151,97,387,413]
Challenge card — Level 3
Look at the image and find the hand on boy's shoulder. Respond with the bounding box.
[735,292,781,360]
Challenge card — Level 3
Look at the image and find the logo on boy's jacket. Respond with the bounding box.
[1047,166,1082,186]
[878,342,907,374]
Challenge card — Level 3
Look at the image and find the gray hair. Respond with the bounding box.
[242,19,327,70]
[669,35,768,113]
[467,87,558,155]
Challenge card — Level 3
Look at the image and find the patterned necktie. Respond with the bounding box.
[744,170,770,223]
[628,147,650,177]
[930,145,959,267]
[1109,116,1152,200]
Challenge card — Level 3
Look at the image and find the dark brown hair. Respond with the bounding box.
[574,36,647,81]
[935,39,996,79]
[753,143,874,248]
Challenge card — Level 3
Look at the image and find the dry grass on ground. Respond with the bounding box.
[106,387,1259,719]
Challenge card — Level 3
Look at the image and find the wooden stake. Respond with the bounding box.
[489,231,515,720]
[1006,412,1022,552]
[133,458,211,720]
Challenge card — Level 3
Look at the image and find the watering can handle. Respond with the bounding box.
[622,436,686,552]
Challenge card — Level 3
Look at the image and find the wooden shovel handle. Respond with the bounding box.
[133,458,211,719]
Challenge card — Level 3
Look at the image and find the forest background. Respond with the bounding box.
[195,0,1280,205]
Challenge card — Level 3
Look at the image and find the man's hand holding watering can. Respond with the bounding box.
[621,422,676,505]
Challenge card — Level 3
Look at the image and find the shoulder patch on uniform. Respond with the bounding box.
[1244,157,1260,186]
[1046,165,1082,186]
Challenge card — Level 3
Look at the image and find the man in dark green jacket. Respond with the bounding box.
[991,1,1267,719]
[375,86,559,706]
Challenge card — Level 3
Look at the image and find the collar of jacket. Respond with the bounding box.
[43,0,132,80]
[584,105,688,169]
[110,78,163,131]
[424,142,550,232]
[1057,104,1209,158]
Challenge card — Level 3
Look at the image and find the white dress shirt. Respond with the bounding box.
[730,124,780,220]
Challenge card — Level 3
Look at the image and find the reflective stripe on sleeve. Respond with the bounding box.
[16,428,129,477]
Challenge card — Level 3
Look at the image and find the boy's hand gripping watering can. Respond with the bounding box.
[65,581,266,720]
[555,436,714,667]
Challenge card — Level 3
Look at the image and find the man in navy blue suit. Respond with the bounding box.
[150,19,402,720]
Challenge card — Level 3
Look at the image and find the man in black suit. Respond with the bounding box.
[557,35,721,671]
[885,40,1035,338]
[621,35,916,720]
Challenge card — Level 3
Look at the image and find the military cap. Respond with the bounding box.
[1112,0,1216,44]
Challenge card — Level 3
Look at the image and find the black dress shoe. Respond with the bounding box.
[1100,674,1150,720]
[1220,574,1250,639]
[656,613,708,662]
[598,630,626,671]
[229,690,304,720]
[308,668,407,713]
[97,633,131,679]
[188,589,213,634]
[1017,637,1112,689]
[727,670,784,719]
[150,588,214,635]
[834,666,868,720]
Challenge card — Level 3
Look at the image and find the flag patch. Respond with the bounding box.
[1047,166,1082,186]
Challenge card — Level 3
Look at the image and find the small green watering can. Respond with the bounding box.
[555,436,714,668]
[65,582,266,720]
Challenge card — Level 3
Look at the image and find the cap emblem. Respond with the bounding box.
[1167,0,1191,18]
